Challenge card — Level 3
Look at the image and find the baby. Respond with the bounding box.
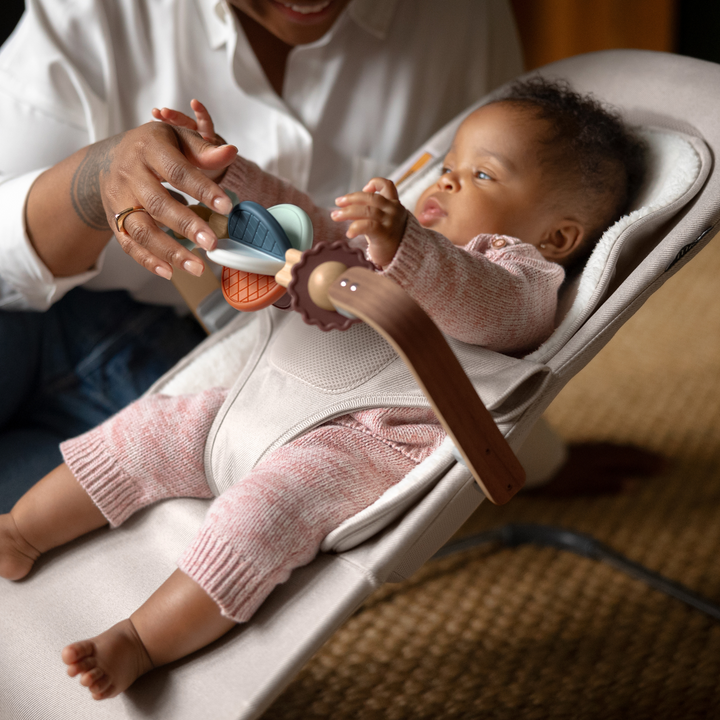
[0,78,644,700]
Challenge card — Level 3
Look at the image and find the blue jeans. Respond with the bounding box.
[0,288,206,512]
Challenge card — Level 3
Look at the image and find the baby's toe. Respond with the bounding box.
[92,684,117,701]
[68,656,97,677]
[80,666,105,689]
[61,640,95,666]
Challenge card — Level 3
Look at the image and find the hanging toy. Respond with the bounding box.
[184,201,374,328]
[203,201,314,311]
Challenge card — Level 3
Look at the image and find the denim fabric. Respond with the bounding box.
[0,288,206,512]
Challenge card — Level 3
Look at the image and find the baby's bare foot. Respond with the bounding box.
[62,619,155,700]
[0,513,40,581]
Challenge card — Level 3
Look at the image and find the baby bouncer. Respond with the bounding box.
[1,49,719,720]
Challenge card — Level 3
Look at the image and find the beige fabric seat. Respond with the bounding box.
[2,50,719,720]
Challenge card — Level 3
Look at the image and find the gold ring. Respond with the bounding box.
[114,206,149,234]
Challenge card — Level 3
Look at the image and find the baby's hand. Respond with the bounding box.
[151,99,230,181]
[332,177,408,268]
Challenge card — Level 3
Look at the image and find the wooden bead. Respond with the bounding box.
[208,212,229,239]
[307,261,348,311]
[188,204,213,221]
[172,205,228,240]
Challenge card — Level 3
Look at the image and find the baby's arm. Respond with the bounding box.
[329,177,563,352]
[221,163,563,353]
[381,215,565,352]
[221,158,350,246]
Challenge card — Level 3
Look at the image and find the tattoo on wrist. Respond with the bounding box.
[70,135,123,231]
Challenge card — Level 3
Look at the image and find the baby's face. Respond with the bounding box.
[414,102,556,249]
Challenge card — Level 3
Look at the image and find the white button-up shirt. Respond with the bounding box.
[0,0,522,310]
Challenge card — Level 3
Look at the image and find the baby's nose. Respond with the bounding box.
[439,173,459,191]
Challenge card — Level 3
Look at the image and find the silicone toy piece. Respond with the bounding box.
[205,203,314,312]
[229,202,291,259]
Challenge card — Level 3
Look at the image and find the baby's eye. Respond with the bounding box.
[441,166,452,174]
[476,170,492,180]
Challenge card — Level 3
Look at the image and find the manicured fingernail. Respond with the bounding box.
[213,196,231,212]
[195,231,215,250]
[331,210,342,219]
[335,196,346,204]
[183,259,204,277]
[155,266,172,280]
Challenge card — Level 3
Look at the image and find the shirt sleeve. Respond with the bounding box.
[381,214,565,354]
[0,4,106,310]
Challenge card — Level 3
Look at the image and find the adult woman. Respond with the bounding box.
[0,0,523,508]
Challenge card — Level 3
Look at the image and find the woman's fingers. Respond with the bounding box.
[96,121,240,277]
[114,202,206,280]
[101,124,236,275]
[113,168,219,248]
[133,125,234,216]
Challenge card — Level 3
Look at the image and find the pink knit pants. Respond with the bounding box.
[61,388,442,622]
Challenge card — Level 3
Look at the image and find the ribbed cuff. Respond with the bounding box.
[178,526,273,624]
[60,429,145,527]
[381,213,430,291]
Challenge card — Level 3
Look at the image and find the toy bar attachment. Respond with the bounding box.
[326,266,525,505]
[274,240,375,331]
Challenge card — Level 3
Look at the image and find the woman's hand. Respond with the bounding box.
[331,177,408,267]
[29,120,239,280]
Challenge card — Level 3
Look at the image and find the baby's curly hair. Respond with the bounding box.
[496,76,646,270]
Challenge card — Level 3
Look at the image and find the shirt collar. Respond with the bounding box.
[195,0,234,50]
[194,0,400,49]
[348,0,400,40]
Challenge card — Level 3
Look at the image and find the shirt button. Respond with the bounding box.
[491,237,506,248]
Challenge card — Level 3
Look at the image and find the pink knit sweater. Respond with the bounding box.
[60,158,564,623]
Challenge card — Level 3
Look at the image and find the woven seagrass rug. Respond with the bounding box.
[263,235,720,720]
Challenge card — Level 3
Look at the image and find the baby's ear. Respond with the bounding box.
[538,221,584,263]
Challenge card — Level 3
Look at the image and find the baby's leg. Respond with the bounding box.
[62,568,235,700]
[0,463,106,580]
[1,388,228,581]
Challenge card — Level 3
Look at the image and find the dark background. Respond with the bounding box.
[0,1,718,77]
[1,0,23,46]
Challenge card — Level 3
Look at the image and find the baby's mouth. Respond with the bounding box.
[417,197,447,227]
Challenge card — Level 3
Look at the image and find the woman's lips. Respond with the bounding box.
[271,0,336,22]
[417,197,447,226]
